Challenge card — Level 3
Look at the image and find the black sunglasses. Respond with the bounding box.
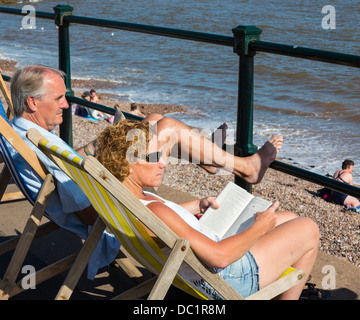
[140,151,163,163]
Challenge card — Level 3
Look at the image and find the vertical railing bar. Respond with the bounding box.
[54,5,74,147]
[232,26,262,192]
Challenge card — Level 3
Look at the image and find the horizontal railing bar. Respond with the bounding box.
[1,75,11,82]
[0,7,232,47]
[250,40,360,68]
[0,7,54,20]
[270,160,360,199]
[65,15,233,47]
[67,96,143,121]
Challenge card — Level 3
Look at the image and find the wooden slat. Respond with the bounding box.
[10,253,77,298]
[55,217,107,300]
[0,74,14,120]
[0,116,47,180]
[112,277,157,300]
[246,269,306,300]
[1,191,25,202]
[148,239,190,300]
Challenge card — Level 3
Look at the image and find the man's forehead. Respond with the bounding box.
[44,70,63,83]
[43,72,66,92]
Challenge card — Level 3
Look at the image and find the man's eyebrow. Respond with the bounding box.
[55,94,65,100]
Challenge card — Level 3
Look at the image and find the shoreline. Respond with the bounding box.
[0,59,189,117]
[1,58,359,269]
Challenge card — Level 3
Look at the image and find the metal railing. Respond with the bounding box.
[1,4,359,199]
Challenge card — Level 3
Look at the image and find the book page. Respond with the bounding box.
[199,181,254,238]
[223,196,272,239]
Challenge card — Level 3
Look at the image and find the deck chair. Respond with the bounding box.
[0,100,144,299]
[27,127,306,300]
[0,101,81,299]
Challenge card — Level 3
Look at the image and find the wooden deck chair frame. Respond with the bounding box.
[0,102,143,299]
[27,128,306,300]
[0,74,24,202]
[0,110,80,299]
[0,74,14,120]
[0,103,119,299]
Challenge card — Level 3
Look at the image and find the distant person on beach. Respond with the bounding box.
[80,91,114,123]
[81,91,105,120]
[129,103,146,118]
[332,159,360,209]
[96,120,320,300]
[8,64,285,278]
[90,89,99,104]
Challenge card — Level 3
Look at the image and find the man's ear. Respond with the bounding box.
[26,96,37,112]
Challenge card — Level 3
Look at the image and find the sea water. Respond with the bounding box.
[0,0,359,182]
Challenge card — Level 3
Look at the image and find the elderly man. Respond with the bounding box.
[9,64,283,278]
[9,66,120,279]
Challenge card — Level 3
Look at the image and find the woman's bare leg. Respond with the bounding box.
[152,117,282,184]
[250,217,319,300]
[275,210,299,225]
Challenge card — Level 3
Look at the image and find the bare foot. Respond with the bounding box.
[235,135,283,184]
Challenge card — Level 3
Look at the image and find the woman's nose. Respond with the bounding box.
[158,156,167,168]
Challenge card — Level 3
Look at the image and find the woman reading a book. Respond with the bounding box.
[96,120,320,300]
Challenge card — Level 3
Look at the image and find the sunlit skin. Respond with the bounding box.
[22,71,69,131]
[121,136,319,300]
[124,135,167,199]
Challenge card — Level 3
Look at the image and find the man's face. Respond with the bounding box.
[30,72,69,131]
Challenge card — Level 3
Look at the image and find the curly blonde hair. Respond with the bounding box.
[96,120,152,182]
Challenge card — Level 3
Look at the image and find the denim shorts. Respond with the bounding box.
[221,251,259,298]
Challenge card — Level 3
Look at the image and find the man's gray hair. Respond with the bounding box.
[10,65,66,117]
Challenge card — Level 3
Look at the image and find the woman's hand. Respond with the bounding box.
[199,196,219,213]
[252,201,279,235]
[179,196,219,215]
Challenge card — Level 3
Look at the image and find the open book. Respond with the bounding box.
[199,181,272,240]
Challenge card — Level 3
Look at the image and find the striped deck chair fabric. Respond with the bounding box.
[28,127,306,300]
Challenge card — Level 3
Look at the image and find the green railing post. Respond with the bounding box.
[54,4,74,147]
[232,26,262,192]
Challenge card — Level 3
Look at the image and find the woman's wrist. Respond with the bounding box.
[84,140,98,157]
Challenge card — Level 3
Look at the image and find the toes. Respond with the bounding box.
[269,135,283,151]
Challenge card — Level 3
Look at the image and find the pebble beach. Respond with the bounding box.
[1,59,359,269]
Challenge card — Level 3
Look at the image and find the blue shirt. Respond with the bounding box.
[9,117,120,279]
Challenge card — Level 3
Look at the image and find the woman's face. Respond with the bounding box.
[129,136,167,188]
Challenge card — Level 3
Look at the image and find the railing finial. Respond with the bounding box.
[232,25,262,56]
[54,4,73,27]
